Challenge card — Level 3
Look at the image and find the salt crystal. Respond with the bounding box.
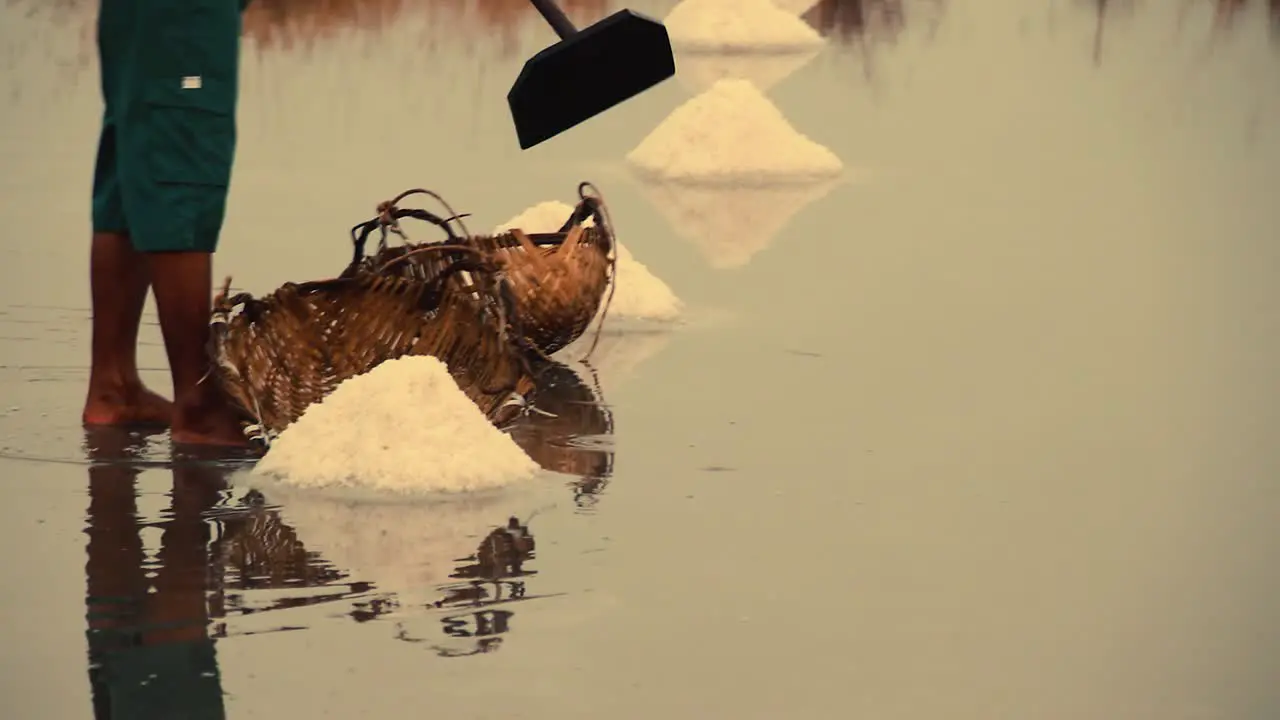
[665,0,825,53]
[252,355,538,493]
[626,79,843,184]
[495,202,683,322]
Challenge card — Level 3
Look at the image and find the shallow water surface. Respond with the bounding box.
[3,0,1280,718]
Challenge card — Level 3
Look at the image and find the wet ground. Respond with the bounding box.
[3,0,1280,717]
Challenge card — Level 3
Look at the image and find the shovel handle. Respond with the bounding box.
[527,0,578,40]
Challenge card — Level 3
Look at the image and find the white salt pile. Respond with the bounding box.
[252,355,538,493]
[605,242,683,321]
[492,201,593,235]
[626,78,843,184]
[665,0,825,53]
[495,202,683,322]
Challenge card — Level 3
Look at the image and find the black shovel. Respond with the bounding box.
[508,0,677,150]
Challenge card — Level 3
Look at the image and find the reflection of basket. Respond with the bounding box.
[451,516,537,583]
[344,184,616,358]
[212,507,346,590]
[510,361,614,482]
[208,263,536,446]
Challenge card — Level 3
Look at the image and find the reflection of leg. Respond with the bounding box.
[95,464,229,720]
[145,465,227,645]
[85,464,148,642]
[84,459,149,720]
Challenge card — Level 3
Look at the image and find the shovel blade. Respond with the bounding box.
[508,9,676,149]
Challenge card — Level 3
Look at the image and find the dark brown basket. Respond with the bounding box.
[208,260,537,447]
[344,184,617,358]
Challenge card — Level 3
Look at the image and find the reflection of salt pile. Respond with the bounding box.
[560,330,675,394]
[676,47,821,94]
[252,356,538,493]
[665,0,825,52]
[626,79,842,185]
[263,484,537,608]
[633,176,837,269]
[495,202,683,322]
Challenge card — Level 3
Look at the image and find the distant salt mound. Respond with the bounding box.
[666,0,825,53]
[253,355,538,493]
[626,79,843,184]
[496,203,683,322]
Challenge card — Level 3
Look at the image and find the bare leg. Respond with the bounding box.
[146,251,247,446]
[83,232,174,426]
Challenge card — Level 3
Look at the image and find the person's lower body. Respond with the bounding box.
[86,0,248,446]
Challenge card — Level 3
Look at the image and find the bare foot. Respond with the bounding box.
[83,381,174,427]
[171,387,252,447]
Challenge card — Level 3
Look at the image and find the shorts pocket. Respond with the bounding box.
[143,76,237,187]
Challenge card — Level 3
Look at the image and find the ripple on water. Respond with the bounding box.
[5,300,677,655]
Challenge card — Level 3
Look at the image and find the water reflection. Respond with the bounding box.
[798,0,929,42]
[211,484,542,657]
[248,476,548,654]
[404,516,537,657]
[633,176,839,269]
[1067,0,1280,65]
[240,0,610,55]
[626,5,845,269]
[1176,0,1280,40]
[511,360,615,509]
[83,429,229,720]
[78,403,601,668]
[562,329,675,394]
[207,491,361,627]
[675,48,822,93]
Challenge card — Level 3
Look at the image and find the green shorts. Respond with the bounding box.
[91,0,246,254]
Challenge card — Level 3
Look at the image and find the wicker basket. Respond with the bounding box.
[344,184,616,358]
[208,259,536,447]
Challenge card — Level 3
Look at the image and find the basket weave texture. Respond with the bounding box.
[344,184,616,357]
[208,264,535,444]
